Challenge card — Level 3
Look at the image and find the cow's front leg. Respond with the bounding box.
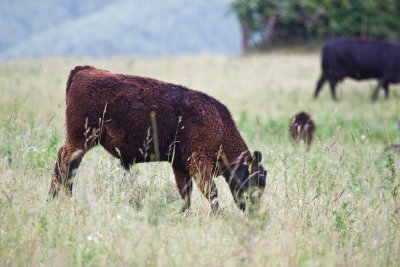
[189,151,219,213]
[173,167,193,212]
[383,82,390,99]
[371,80,383,101]
[49,145,85,198]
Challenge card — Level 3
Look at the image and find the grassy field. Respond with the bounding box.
[0,54,399,266]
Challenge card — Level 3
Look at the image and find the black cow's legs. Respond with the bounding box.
[371,80,383,101]
[329,79,338,101]
[383,82,390,98]
[314,74,327,98]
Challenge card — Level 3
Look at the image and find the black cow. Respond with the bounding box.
[314,38,400,101]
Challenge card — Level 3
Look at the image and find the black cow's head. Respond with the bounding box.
[224,151,267,211]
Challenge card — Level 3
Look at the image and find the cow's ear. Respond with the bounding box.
[249,151,262,174]
[253,151,262,164]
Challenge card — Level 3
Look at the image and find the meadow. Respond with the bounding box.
[0,53,399,266]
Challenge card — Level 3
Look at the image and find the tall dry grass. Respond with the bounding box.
[0,54,399,266]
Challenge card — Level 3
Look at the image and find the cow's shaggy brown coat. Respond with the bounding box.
[289,111,315,150]
[49,65,267,212]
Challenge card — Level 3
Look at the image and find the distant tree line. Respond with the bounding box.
[230,0,400,53]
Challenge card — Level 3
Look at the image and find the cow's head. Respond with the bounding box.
[224,151,267,211]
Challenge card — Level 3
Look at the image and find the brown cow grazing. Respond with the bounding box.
[49,65,267,213]
[289,111,315,150]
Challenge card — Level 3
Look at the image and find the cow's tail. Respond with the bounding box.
[66,65,93,94]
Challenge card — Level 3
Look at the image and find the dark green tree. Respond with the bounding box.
[231,0,400,53]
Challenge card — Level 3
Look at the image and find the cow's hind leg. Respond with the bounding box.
[329,79,339,101]
[49,144,86,198]
[314,74,327,98]
[173,167,193,212]
[189,152,219,213]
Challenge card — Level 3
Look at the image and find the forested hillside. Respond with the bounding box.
[0,0,241,59]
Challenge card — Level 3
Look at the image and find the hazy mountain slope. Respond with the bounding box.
[0,0,241,59]
[0,0,112,51]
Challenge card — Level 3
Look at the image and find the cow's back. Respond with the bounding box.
[322,38,400,79]
[64,66,245,164]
